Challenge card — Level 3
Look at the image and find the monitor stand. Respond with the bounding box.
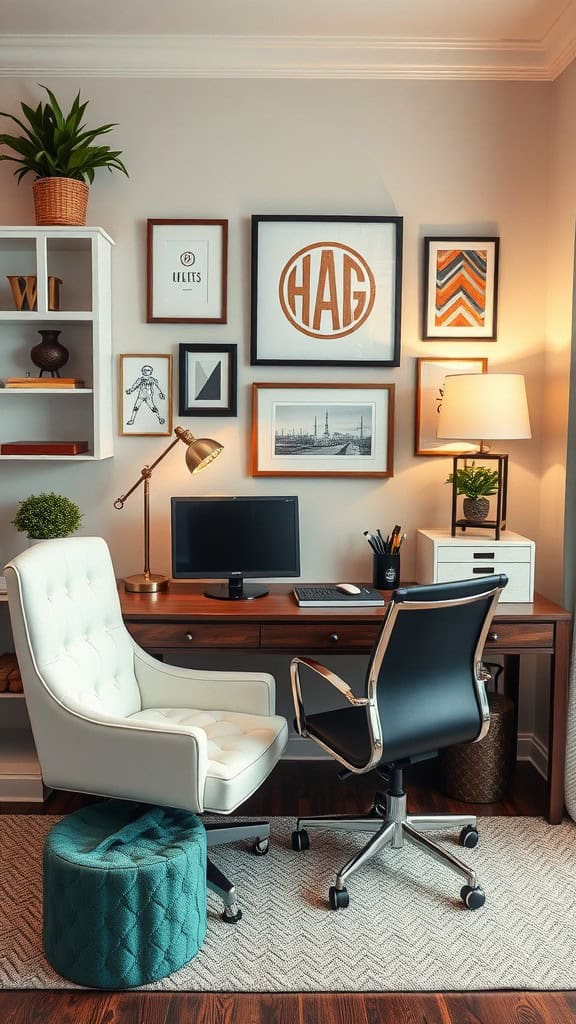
[204,577,269,601]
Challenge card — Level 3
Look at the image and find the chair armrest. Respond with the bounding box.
[38,706,208,812]
[290,655,369,736]
[133,643,276,716]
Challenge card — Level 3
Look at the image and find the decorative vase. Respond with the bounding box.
[463,497,490,523]
[30,330,69,378]
[32,177,89,227]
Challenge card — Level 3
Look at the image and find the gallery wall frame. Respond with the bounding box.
[146,218,228,324]
[251,215,403,366]
[178,343,237,417]
[415,356,488,456]
[423,236,499,340]
[119,353,172,437]
[252,382,395,477]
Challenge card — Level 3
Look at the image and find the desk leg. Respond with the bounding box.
[548,619,571,825]
[502,654,520,758]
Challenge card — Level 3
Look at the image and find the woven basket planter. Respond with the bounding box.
[32,178,89,226]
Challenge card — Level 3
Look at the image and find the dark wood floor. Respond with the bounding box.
[2,760,574,1024]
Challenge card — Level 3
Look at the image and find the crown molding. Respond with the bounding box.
[543,2,576,79]
[0,33,572,80]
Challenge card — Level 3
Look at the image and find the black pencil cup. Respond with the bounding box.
[373,552,400,590]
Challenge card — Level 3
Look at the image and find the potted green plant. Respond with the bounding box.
[0,86,128,226]
[12,492,82,541]
[445,462,500,523]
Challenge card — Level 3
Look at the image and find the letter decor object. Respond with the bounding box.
[251,215,402,366]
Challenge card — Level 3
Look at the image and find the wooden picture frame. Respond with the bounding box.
[119,353,172,436]
[415,356,488,456]
[423,236,499,340]
[146,219,228,324]
[252,382,395,477]
[178,343,237,417]
[251,215,403,366]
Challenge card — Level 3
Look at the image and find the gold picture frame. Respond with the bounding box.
[119,353,172,437]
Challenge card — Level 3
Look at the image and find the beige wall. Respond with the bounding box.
[0,78,552,588]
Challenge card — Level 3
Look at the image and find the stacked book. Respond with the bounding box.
[0,653,23,693]
[3,377,85,388]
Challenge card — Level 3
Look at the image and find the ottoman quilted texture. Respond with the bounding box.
[43,800,207,988]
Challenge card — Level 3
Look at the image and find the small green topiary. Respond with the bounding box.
[12,492,82,540]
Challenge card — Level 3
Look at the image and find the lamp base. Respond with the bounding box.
[124,573,169,593]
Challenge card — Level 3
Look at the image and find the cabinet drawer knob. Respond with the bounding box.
[488,631,499,642]
[185,633,194,641]
[330,633,339,642]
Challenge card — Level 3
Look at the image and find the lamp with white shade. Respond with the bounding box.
[437,373,531,539]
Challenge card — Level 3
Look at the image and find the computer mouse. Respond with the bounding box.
[336,582,362,595]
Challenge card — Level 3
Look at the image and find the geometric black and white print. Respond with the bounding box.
[194,360,222,401]
[3,815,576,991]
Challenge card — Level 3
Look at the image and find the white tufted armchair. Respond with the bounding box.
[5,536,288,921]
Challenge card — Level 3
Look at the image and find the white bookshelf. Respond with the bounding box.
[0,226,114,460]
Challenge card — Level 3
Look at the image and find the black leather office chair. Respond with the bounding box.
[290,575,508,911]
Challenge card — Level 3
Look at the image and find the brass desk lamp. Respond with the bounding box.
[114,426,223,592]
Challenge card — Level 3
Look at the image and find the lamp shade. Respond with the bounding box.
[437,373,531,441]
[185,437,223,474]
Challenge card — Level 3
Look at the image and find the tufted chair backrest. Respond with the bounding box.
[5,537,141,720]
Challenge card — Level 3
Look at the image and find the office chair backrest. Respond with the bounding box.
[5,538,141,730]
[365,575,508,764]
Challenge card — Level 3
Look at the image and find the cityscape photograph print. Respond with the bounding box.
[273,403,373,457]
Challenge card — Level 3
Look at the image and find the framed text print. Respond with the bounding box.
[147,219,228,323]
[178,344,237,417]
[423,237,499,340]
[251,215,403,366]
[252,382,395,477]
[415,357,488,456]
[119,353,172,436]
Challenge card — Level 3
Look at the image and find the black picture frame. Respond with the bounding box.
[422,236,500,340]
[251,214,403,366]
[178,343,237,417]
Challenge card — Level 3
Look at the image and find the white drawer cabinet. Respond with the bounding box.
[416,529,535,602]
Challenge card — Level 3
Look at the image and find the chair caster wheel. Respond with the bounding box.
[329,886,350,910]
[459,826,479,849]
[461,884,485,910]
[222,903,243,923]
[292,829,310,851]
[253,837,269,856]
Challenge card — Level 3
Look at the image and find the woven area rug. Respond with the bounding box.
[2,814,576,991]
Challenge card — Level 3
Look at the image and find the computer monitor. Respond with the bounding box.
[171,495,300,600]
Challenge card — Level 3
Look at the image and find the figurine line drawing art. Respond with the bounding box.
[125,364,166,425]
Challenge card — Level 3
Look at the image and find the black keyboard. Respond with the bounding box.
[293,585,385,607]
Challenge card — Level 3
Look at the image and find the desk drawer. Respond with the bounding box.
[126,622,259,649]
[436,562,532,603]
[484,622,554,649]
[261,623,381,650]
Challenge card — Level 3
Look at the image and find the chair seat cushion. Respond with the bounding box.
[129,707,288,813]
[43,800,207,989]
[305,706,372,768]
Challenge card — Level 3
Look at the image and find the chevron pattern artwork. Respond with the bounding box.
[434,248,487,329]
[2,814,576,991]
[424,237,498,339]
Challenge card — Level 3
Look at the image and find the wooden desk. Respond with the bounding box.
[120,584,572,825]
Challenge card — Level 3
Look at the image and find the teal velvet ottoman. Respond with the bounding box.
[43,800,207,988]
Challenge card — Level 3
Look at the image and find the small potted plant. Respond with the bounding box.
[12,492,82,542]
[446,462,500,523]
[0,86,128,226]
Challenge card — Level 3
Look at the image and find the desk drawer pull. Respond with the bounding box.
[330,633,339,642]
[185,633,194,641]
[488,631,499,641]
[473,567,494,574]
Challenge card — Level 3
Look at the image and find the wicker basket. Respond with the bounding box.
[32,178,89,226]
[438,692,515,803]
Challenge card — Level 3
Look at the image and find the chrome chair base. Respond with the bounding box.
[205,820,270,922]
[295,792,484,906]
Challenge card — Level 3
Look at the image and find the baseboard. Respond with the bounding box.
[284,733,550,777]
[517,732,548,779]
